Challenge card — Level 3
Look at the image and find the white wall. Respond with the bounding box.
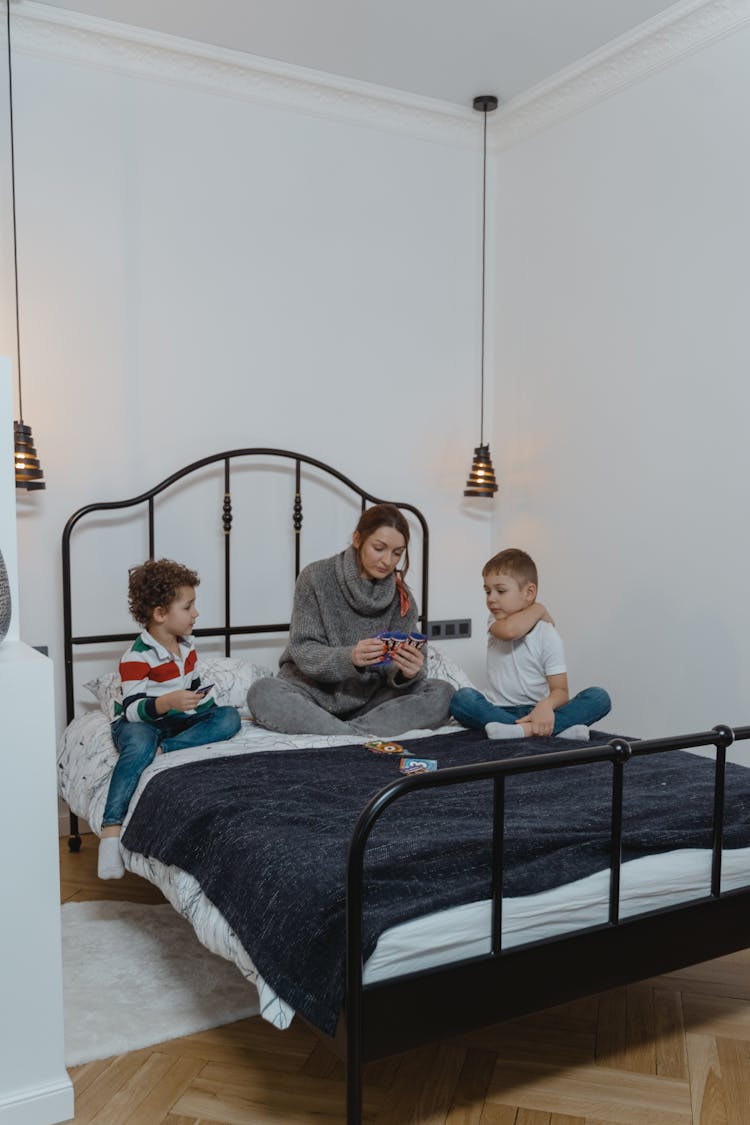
[7,6,750,752]
[0,17,496,739]
[491,21,750,738]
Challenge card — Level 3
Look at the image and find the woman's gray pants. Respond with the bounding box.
[247,676,455,737]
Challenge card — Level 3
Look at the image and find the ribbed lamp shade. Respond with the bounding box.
[463,444,498,497]
[14,421,46,490]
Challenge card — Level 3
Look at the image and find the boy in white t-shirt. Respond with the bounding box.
[450,548,611,742]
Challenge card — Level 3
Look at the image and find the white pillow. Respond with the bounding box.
[425,644,476,691]
[84,648,469,717]
[199,655,275,710]
[84,655,275,720]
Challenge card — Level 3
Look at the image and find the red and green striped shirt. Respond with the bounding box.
[114,630,215,724]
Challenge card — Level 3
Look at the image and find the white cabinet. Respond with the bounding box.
[0,363,72,1123]
[0,645,73,1125]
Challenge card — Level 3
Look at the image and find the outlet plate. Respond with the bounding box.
[428,619,471,640]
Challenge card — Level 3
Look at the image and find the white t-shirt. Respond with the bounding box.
[486,617,566,707]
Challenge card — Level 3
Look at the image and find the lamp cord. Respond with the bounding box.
[6,0,23,422]
[479,105,487,447]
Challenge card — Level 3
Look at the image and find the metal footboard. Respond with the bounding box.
[344,723,750,1124]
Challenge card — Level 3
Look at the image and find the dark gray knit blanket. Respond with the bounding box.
[121,729,750,1035]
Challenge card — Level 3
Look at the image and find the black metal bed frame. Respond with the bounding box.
[61,450,750,1123]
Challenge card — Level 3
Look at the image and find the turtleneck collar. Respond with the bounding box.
[333,545,396,617]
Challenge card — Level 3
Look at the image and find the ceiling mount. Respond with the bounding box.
[473,95,499,113]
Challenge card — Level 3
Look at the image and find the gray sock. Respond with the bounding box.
[98,836,125,880]
[485,722,525,740]
[557,724,590,741]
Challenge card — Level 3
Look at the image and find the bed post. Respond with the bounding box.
[223,457,232,656]
[293,459,303,580]
[346,819,366,1125]
[62,514,82,852]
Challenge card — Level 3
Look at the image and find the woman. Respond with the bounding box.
[248,504,454,735]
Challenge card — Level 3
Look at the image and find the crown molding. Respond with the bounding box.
[8,0,748,151]
[8,1,476,147]
[491,0,750,150]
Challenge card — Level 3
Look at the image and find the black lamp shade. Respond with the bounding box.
[464,444,498,497]
[14,421,46,490]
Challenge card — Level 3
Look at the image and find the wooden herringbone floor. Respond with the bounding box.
[61,835,750,1123]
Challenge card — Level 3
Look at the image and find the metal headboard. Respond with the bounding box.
[62,448,429,726]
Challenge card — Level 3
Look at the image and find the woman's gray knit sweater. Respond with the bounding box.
[278,546,424,716]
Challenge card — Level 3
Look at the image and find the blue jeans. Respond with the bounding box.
[450,686,611,735]
[102,706,241,827]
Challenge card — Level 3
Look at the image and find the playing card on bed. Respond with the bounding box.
[399,756,437,774]
[365,740,406,755]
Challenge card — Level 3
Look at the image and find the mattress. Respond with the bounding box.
[58,711,750,1031]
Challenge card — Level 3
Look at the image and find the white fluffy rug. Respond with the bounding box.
[62,900,260,1066]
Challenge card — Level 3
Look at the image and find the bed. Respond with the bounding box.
[58,448,750,1124]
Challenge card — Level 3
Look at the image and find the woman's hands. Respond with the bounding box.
[351,638,389,668]
[390,641,424,680]
[351,636,424,680]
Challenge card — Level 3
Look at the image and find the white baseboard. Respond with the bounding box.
[0,1076,74,1124]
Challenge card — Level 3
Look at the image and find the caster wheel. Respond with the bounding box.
[68,835,82,853]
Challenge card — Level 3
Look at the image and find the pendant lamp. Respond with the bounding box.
[464,94,498,498]
[6,0,45,490]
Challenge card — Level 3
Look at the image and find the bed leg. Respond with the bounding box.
[68,811,81,852]
[346,1052,362,1125]
[345,1008,363,1125]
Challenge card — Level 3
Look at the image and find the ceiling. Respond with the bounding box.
[34,0,681,107]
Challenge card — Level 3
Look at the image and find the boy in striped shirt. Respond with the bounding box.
[98,558,241,879]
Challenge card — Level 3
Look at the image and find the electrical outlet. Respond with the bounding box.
[428,619,471,640]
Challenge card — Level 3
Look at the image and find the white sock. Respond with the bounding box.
[485,722,525,740]
[558,724,590,741]
[98,836,125,880]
